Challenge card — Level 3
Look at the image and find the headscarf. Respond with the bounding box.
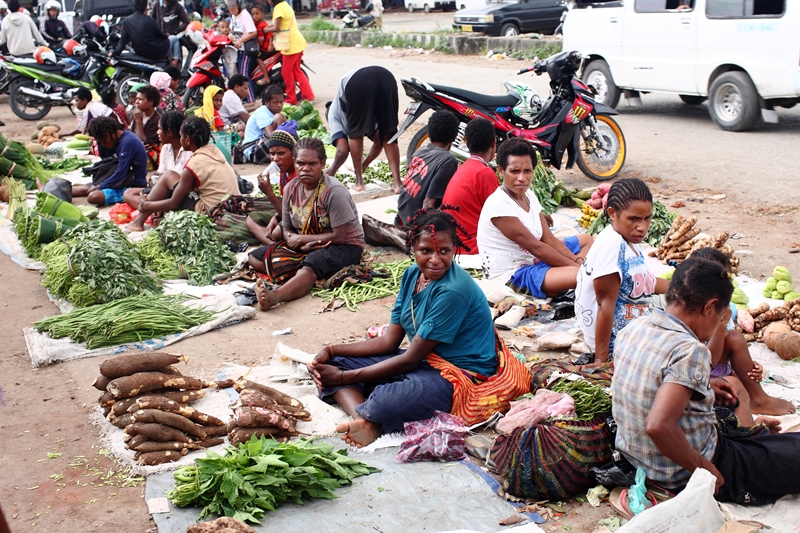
[267,120,298,150]
[199,85,223,131]
[149,71,172,90]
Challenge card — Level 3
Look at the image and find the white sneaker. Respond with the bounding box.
[495,305,526,330]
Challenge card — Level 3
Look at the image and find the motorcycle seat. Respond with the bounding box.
[118,52,170,67]
[13,61,66,73]
[430,83,519,109]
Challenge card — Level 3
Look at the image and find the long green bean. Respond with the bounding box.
[310,259,413,311]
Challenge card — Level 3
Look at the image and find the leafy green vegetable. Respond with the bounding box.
[35,156,92,172]
[586,200,675,247]
[311,259,412,311]
[550,379,611,421]
[168,437,379,524]
[34,294,216,348]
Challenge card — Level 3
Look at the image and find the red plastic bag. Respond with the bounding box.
[108,202,134,224]
[395,411,468,463]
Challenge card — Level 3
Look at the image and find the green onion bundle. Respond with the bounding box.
[34,294,217,348]
[311,259,413,311]
[550,379,612,421]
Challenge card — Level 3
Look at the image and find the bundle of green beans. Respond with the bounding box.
[34,294,217,349]
[310,259,413,311]
[550,379,612,421]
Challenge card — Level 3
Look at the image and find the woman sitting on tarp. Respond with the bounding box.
[251,137,364,309]
[125,117,239,231]
[307,208,531,448]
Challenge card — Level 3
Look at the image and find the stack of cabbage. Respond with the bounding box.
[764,266,800,301]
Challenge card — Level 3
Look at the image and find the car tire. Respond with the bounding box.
[708,71,760,132]
[583,59,621,109]
[679,94,706,105]
[423,3,430,13]
[408,4,414,12]
[501,23,519,37]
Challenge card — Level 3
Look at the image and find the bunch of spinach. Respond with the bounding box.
[169,437,380,524]
[152,211,236,286]
[586,200,676,247]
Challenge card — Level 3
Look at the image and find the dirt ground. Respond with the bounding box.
[1,44,799,533]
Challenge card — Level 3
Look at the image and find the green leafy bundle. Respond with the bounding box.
[40,220,162,307]
[311,259,412,311]
[35,156,93,172]
[550,379,611,421]
[168,437,380,524]
[587,200,676,247]
[140,211,236,286]
[34,294,216,348]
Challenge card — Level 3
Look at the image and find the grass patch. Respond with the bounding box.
[487,41,563,60]
[304,31,345,46]
[307,17,338,31]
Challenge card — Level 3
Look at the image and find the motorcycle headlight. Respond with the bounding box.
[482,14,493,23]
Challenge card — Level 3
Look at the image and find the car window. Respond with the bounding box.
[706,0,784,17]
[634,0,693,12]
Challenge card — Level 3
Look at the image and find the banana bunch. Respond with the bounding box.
[578,204,600,229]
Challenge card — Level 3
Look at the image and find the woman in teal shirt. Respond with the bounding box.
[309,209,497,448]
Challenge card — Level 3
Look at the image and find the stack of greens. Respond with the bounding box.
[34,294,216,348]
[587,199,676,247]
[282,100,330,143]
[13,192,97,260]
[40,219,162,307]
[137,211,236,286]
[0,131,56,189]
[168,437,379,524]
[530,164,591,215]
[35,156,93,173]
[311,258,413,311]
[550,379,611,421]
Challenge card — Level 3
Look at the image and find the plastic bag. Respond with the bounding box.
[108,202,135,224]
[616,469,725,533]
[628,467,651,515]
[395,411,467,463]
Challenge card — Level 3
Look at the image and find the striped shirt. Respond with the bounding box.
[612,309,718,489]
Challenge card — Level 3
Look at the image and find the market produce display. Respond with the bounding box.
[228,379,311,445]
[12,192,97,259]
[577,203,600,230]
[648,214,739,272]
[34,294,217,348]
[168,437,379,523]
[550,379,611,421]
[39,220,162,306]
[530,163,590,215]
[187,517,257,533]
[137,211,236,286]
[590,199,676,248]
[310,259,412,311]
[0,130,58,189]
[763,266,800,301]
[738,297,800,344]
[282,100,329,142]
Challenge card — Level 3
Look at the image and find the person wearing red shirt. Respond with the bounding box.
[441,118,498,255]
[250,4,275,85]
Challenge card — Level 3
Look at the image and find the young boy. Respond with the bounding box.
[250,3,275,85]
[397,110,460,226]
[215,19,237,76]
[244,84,286,163]
[131,84,163,169]
[101,87,128,129]
[219,74,250,134]
[63,87,114,137]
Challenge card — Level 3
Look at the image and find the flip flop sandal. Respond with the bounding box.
[609,487,659,519]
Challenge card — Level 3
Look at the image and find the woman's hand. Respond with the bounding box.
[285,232,303,250]
[138,191,149,211]
[310,363,344,391]
[747,361,763,382]
[300,240,330,253]
[710,378,737,407]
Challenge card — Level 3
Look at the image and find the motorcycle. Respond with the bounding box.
[341,8,375,29]
[2,41,115,121]
[390,50,626,181]
[106,25,170,107]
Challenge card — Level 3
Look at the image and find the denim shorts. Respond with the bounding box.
[507,235,581,298]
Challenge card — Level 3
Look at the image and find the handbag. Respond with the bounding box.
[274,16,294,52]
[82,155,137,189]
[243,37,260,56]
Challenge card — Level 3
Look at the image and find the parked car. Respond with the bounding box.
[318,0,359,17]
[406,0,456,13]
[563,0,800,131]
[453,0,565,37]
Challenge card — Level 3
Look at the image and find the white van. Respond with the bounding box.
[563,0,800,131]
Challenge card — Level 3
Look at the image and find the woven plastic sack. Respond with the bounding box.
[395,411,468,463]
[211,131,233,165]
[491,416,613,500]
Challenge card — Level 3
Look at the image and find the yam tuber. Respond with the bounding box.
[130,440,192,453]
[769,331,800,361]
[99,353,184,379]
[107,372,204,399]
[136,448,188,465]
[130,409,207,439]
[763,322,792,349]
[99,391,116,408]
[126,434,149,450]
[736,310,755,333]
[233,379,304,409]
[749,302,770,318]
[111,389,205,416]
[124,423,192,443]
[132,396,225,426]
[110,412,133,429]
[228,427,293,446]
[202,425,229,438]
[93,375,111,391]
[232,407,298,432]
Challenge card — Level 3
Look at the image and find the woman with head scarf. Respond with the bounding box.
[197,85,226,131]
[149,71,183,113]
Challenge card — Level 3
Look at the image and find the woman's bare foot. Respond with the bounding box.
[392,185,401,194]
[125,222,146,232]
[254,279,279,311]
[754,416,782,434]
[751,395,796,416]
[351,183,365,192]
[336,419,383,448]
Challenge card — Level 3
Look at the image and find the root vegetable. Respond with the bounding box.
[126,434,149,450]
[110,412,133,429]
[100,353,184,378]
[202,425,229,438]
[708,231,729,249]
[669,216,697,242]
[136,449,188,465]
[196,437,225,448]
[215,379,234,389]
[232,407,298,432]
[187,517,257,533]
[93,375,111,391]
[228,427,293,446]
[737,310,754,333]
[99,391,116,408]
[661,215,685,245]
[131,440,192,453]
[756,306,788,325]
[124,422,192,443]
[107,372,204,399]
[111,389,205,416]
[749,302,770,318]
[668,227,700,247]
[763,322,792,349]
[130,409,207,439]
[133,396,225,426]
[233,379,304,409]
[768,331,800,360]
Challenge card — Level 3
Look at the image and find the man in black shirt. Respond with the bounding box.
[151,0,190,66]
[113,0,170,61]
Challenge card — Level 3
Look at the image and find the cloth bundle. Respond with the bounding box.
[496,389,575,435]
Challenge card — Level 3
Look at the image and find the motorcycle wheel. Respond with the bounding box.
[576,114,626,182]
[405,123,470,164]
[116,74,148,107]
[182,85,205,109]
[9,80,52,121]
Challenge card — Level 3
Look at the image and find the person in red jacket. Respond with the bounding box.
[441,118,498,254]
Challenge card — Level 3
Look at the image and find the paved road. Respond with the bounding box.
[306,44,800,199]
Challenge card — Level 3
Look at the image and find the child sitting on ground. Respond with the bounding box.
[101,87,128,129]
[219,74,250,135]
[62,87,115,137]
[243,84,286,163]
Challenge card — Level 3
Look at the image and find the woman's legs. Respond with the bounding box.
[254,265,317,310]
[291,51,314,101]
[281,52,299,105]
[245,214,277,246]
[541,265,580,297]
[124,171,181,231]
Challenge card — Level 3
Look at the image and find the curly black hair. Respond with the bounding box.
[74,87,93,103]
[227,74,248,90]
[87,115,125,142]
[405,206,471,255]
[100,87,117,107]
[263,84,284,104]
[159,110,185,139]
[666,256,733,313]
[181,116,210,148]
[605,178,652,216]
[163,65,182,81]
[691,247,731,271]
[293,137,326,162]
[496,137,537,169]
[137,84,161,107]
[427,110,459,145]
[464,118,495,155]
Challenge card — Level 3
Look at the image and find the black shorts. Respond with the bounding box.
[342,66,399,143]
[302,244,363,280]
[164,186,199,212]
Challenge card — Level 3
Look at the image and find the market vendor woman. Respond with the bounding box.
[309,209,531,448]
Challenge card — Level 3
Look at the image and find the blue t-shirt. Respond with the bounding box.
[391,262,497,376]
[243,106,275,159]
[96,130,148,190]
